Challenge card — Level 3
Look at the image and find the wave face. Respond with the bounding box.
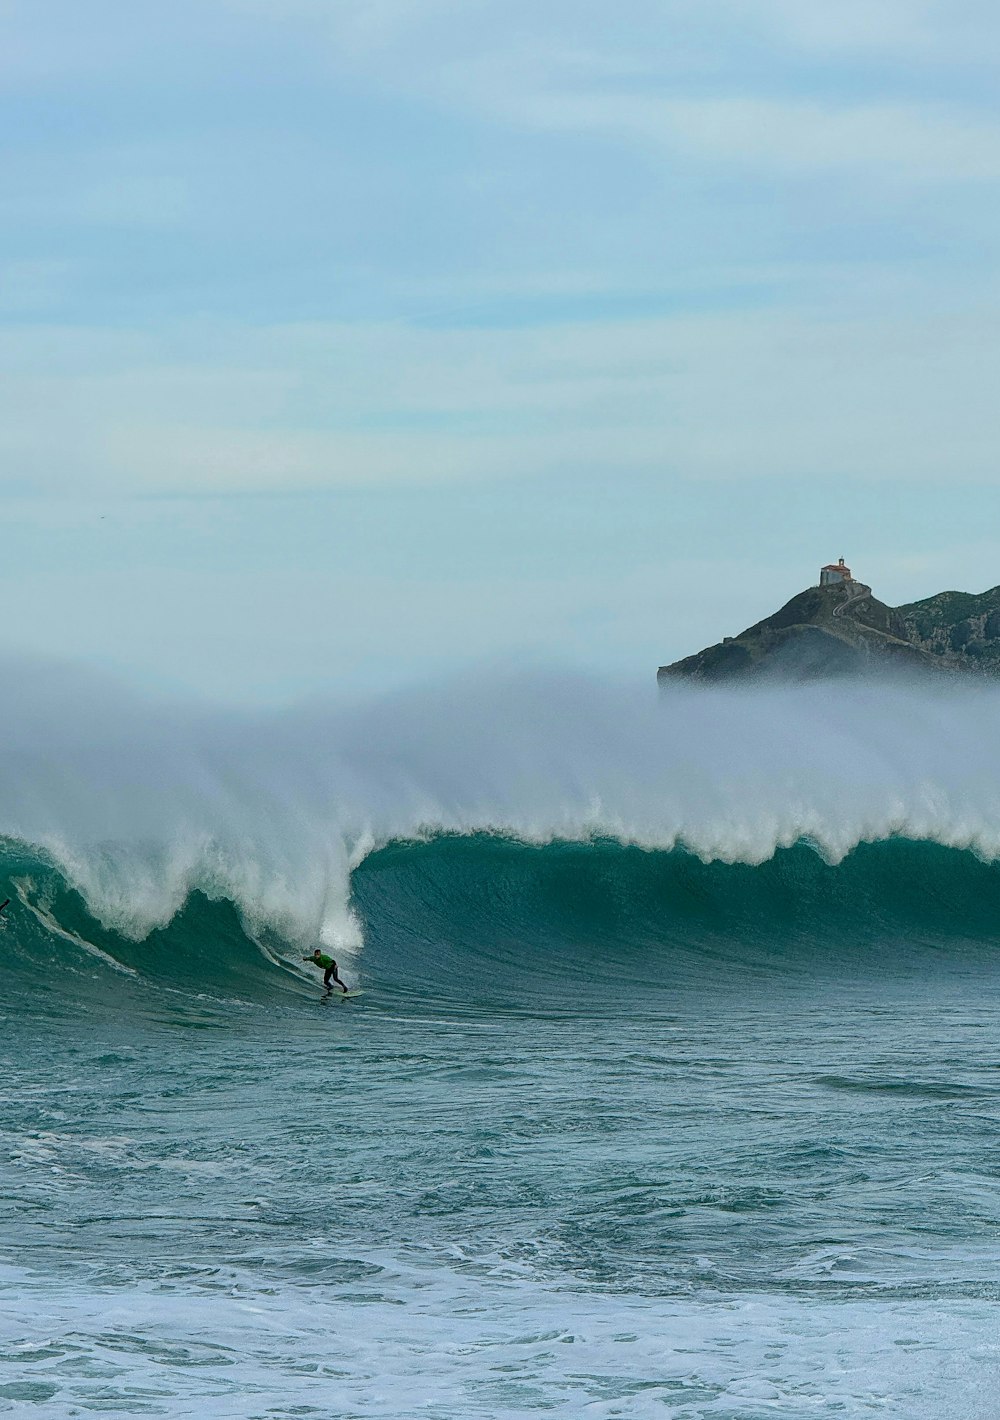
[3,661,1000,1008]
[352,833,1000,1001]
[5,834,1000,1015]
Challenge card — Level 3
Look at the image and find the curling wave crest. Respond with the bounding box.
[1,658,1000,991]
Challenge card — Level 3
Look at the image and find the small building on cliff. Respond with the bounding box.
[820,558,852,586]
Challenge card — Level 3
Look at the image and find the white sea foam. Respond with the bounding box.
[0,1260,997,1419]
[0,656,999,946]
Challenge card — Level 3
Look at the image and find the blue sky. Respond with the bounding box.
[2,0,1000,700]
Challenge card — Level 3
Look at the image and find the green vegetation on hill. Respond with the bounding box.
[897,587,1000,669]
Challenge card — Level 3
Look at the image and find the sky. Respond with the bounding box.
[2,0,1000,702]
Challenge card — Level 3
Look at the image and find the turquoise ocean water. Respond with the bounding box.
[2,673,1000,1416]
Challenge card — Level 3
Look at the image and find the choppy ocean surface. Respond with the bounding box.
[2,668,1000,1417]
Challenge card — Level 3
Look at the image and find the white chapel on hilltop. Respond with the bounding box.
[819,557,852,587]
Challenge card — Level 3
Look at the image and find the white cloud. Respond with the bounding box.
[735,0,1000,61]
[0,300,998,498]
[560,95,1000,181]
[724,0,938,54]
[224,0,1000,74]
[441,54,1000,183]
[222,0,478,55]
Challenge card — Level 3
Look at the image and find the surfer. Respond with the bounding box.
[303,949,348,994]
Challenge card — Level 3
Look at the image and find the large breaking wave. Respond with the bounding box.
[3,656,1000,1006]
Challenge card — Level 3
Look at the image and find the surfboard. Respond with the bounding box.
[322,989,364,1000]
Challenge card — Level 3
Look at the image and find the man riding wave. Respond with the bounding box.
[303,949,348,994]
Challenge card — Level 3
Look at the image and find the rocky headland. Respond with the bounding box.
[658,579,1000,684]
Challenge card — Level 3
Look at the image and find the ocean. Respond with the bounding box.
[2,667,1000,1417]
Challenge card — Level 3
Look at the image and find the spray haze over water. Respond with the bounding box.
[3,659,1000,956]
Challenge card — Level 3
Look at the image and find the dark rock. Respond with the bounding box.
[658,580,1000,685]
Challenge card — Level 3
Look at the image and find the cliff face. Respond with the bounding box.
[897,587,1000,672]
[658,582,1000,685]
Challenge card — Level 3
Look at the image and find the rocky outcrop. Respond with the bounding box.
[658,582,1000,685]
[897,587,1000,673]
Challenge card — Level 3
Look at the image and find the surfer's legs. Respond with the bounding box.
[323,964,348,993]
